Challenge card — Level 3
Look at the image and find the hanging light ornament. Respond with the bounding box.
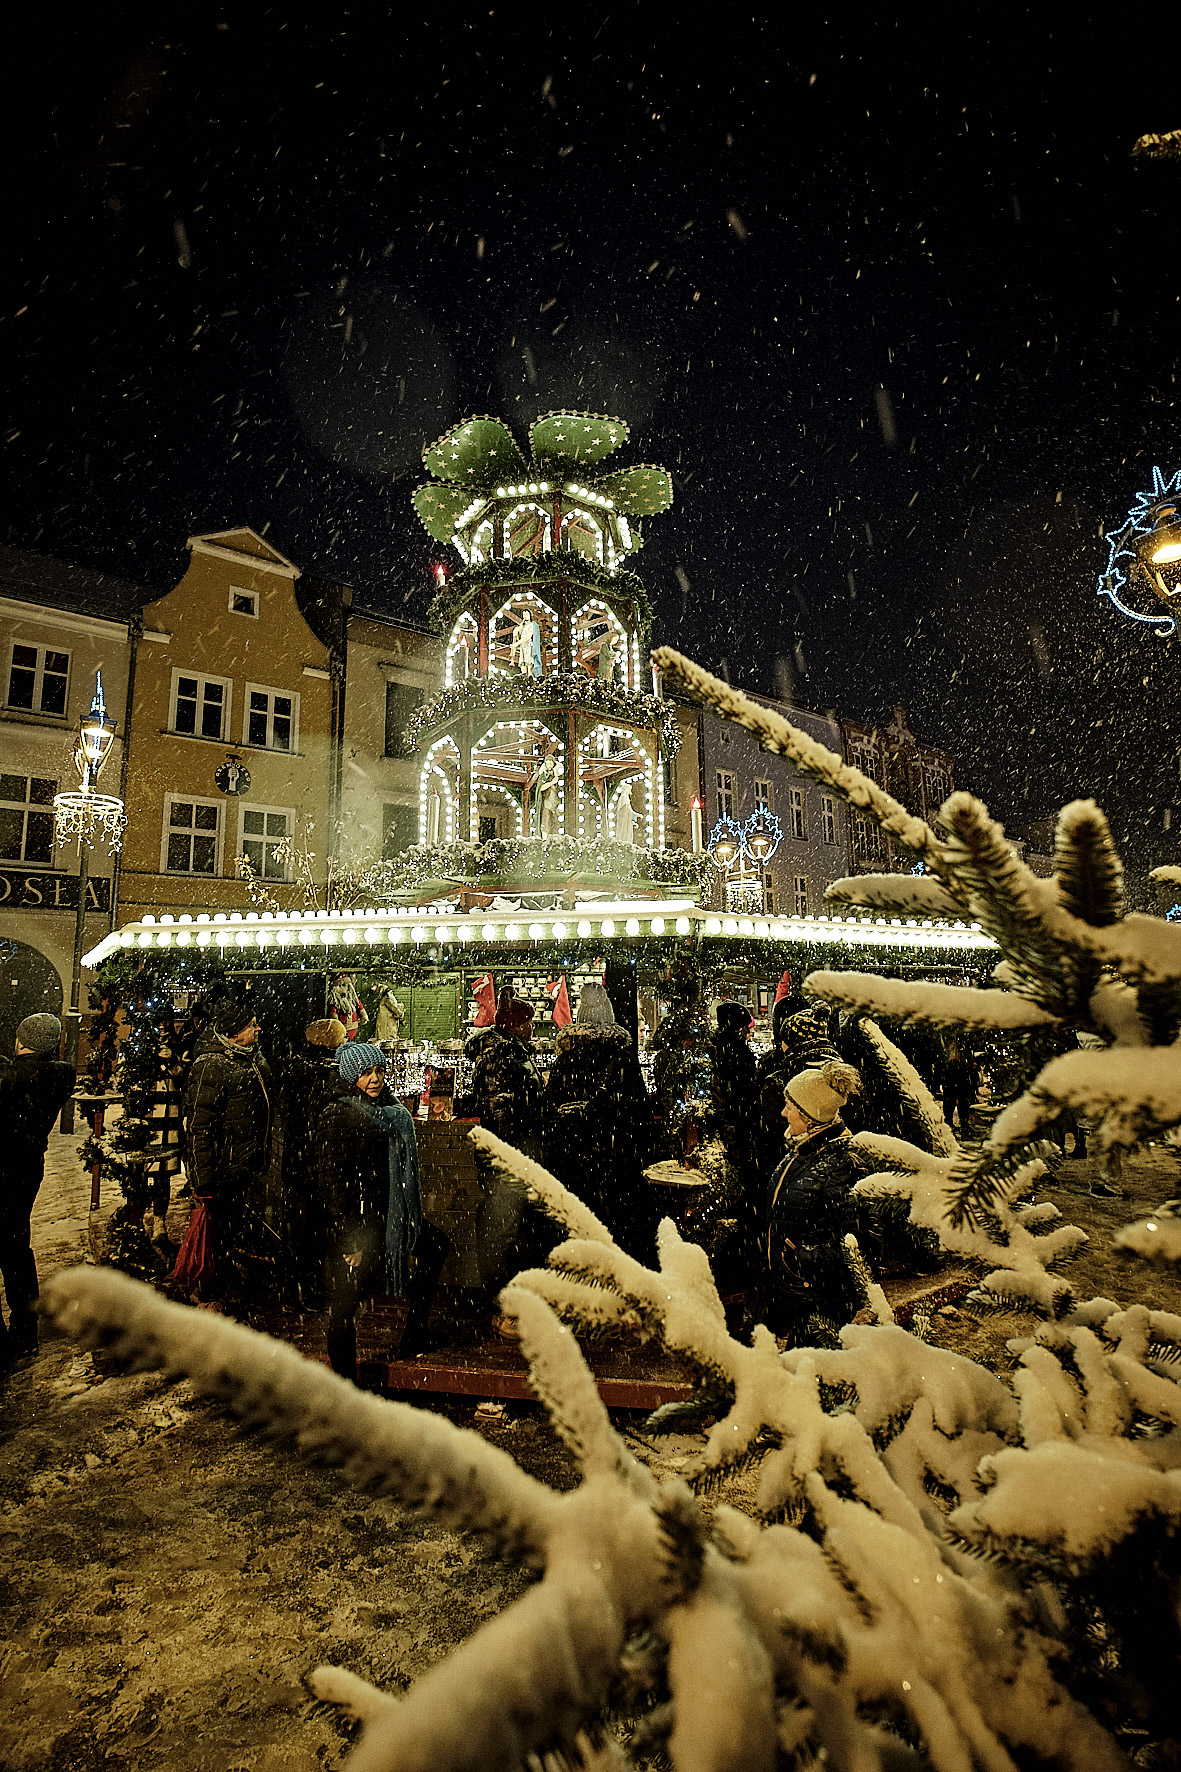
[1098,466,1181,636]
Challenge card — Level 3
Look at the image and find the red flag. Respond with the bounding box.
[773,970,793,1006]
[547,977,572,1029]
[471,972,496,1028]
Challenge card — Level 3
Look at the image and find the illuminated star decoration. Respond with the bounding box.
[1097,465,1181,638]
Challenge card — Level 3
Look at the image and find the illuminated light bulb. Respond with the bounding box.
[481,923,496,942]
[675,916,691,935]
[505,923,521,941]
[319,928,334,945]
[625,917,640,936]
[365,926,381,943]
[342,927,358,945]
[650,916,665,935]
[176,930,191,947]
[197,930,212,948]
[256,930,271,949]
[1152,539,1181,563]
[528,923,544,940]
[412,925,428,943]
[386,927,401,945]
[299,929,315,945]
[236,931,251,948]
[723,918,739,936]
[496,486,506,497]
[551,921,567,940]
[705,917,722,935]
[156,931,172,947]
[528,482,538,494]
[143,914,156,925]
[601,919,616,936]
[457,923,472,942]
[577,919,592,937]
[738,919,754,937]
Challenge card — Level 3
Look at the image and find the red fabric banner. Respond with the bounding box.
[471,972,496,1028]
[547,976,573,1029]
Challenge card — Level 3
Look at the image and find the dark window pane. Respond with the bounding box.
[384,680,422,757]
[194,804,218,830]
[0,774,24,802]
[39,679,66,715]
[8,666,34,708]
[265,813,286,837]
[263,850,284,880]
[167,834,191,871]
[191,835,216,873]
[11,644,35,667]
[248,707,268,746]
[170,802,194,828]
[29,778,55,804]
[243,810,263,835]
[200,697,223,739]
[478,815,497,843]
[382,802,417,859]
[274,696,292,716]
[0,808,23,858]
[45,652,69,674]
[243,839,262,871]
[271,711,291,749]
[25,811,53,863]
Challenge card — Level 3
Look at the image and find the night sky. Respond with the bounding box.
[5,12,1181,892]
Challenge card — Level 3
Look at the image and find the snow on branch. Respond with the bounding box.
[857,1017,959,1157]
[807,970,1061,1032]
[39,1266,557,1561]
[651,647,951,882]
[471,1126,616,1246]
[823,872,962,919]
[1053,799,1123,929]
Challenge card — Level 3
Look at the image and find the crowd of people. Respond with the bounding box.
[1,967,1009,1382]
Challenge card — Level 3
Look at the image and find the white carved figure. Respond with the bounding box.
[512,611,542,676]
[613,780,636,845]
[535,752,560,836]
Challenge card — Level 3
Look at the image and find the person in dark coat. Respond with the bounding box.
[541,981,651,1252]
[753,999,840,1185]
[0,1014,75,1364]
[765,1060,876,1342]
[942,1037,978,1139]
[278,1018,349,1309]
[315,1041,450,1375]
[471,993,546,1298]
[173,999,272,1302]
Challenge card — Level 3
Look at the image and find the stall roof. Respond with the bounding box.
[85,901,996,967]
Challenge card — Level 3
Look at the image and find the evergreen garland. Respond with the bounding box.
[428,554,653,638]
[405,669,681,757]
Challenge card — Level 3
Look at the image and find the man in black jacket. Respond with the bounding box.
[0,1014,75,1364]
[176,999,272,1301]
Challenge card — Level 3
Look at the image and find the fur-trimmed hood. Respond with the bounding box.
[554,1022,632,1055]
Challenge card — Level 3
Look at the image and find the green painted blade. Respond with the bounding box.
[412,483,473,542]
[591,465,674,516]
[423,416,527,487]
[530,409,630,468]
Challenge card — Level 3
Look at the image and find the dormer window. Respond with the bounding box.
[229,587,259,618]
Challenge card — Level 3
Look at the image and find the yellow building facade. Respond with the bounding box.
[119,529,337,920]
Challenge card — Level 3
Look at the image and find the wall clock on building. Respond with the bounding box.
[215,754,251,796]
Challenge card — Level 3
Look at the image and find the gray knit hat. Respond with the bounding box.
[16,1013,62,1055]
[575,981,616,1027]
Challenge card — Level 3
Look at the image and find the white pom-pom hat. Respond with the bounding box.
[783,1060,861,1126]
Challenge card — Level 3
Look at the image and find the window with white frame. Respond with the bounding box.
[754,777,773,809]
[244,684,298,752]
[0,773,56,863]
[820,793,838,844]
[6,643,69,716]
[228,586,259,618]
[793,874,809,916]
[789,786,807,839]
[849,741,881,783]
[854,815,883,859]
[762,870,776,914]
[171,669,230,741]
[238,804,293,881]
[716,769,735,819]
[163,796,222,875]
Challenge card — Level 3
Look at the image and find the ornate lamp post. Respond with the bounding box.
[53,673,126,1129]
[707,809,782,913]
[1098,466,1181,636]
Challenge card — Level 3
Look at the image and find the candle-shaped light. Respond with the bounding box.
[691,796,704,853]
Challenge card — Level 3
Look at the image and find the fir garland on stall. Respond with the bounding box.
[405,670,681,758]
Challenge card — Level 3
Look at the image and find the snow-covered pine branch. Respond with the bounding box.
[1149,864,1181,888]
[1053,799,1123,929]
[856,1016,959,1157]
[806,970,1062,1032]
[651,646,952,883]
[823,872,962,919]
[39,1266,556,1562]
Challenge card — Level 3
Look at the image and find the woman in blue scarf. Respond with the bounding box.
[315,1043,450,1377]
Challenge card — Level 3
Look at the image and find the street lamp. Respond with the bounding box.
[1099,466,1181,636]
[53,672,126,1129]
[707,810,782,912]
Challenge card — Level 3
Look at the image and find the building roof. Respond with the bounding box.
[0,544,151,625]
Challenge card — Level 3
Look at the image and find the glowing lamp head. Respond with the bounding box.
[433,562,449,583]
[76,674,117,779]
[1135,500,1181,606]
[710,834,738,872]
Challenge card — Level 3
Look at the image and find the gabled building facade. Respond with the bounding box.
[118,529,338,921]
[0,545,141,1044]
[841,706,955,876]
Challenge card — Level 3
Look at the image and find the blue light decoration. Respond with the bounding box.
[1098,466,1181,638]
[706,808,783,872]
[1167,903,1181,922]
